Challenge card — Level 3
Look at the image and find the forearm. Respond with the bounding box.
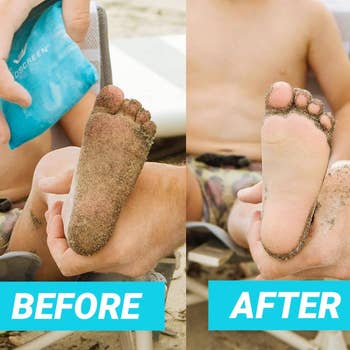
[329,101,350,164]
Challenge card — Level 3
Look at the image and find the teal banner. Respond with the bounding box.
[0,282,165,330]
[209,281,350,330]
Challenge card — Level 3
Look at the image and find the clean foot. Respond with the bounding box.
[261,82,335,261]
[62,85,156,256]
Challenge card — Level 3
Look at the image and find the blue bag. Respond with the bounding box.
[0,1,98,149]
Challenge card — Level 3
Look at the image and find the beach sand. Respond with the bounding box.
[99,0,185,38]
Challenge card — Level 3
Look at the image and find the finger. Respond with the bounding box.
[0,60,32,107]
[238,181,263,204]
[39,169,74,194]
[45,201,98,276]
[0,1,35,58]
[47,200,64,219]
[46,200,63,230]
[47,214,69,260]
[58,249,99,276]
[0,109,10,144]
[62,0,91,43]
[247,212,262,250]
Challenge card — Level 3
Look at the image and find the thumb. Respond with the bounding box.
[39,169,74,194]
[238,181,263,204]
[0,109,10,144]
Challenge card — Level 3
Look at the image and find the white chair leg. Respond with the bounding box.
[119,331,136,350]
[135,331,153,350]
[314,331,347,350]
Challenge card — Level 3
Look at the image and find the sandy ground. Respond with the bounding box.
[188,301,350,350]
[187,260,350,350]
[99,0,185,39]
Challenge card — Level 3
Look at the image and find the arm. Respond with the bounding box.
[41,164,186,277]
[307,0,350,163]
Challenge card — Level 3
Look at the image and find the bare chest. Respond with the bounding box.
[188,1,308,86]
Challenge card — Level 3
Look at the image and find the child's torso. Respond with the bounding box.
[187,0,311,158]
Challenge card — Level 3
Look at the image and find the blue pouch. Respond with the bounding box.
[0,1,98,149]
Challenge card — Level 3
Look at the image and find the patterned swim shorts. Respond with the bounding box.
[188,155,262,230]
[0,200,22,254]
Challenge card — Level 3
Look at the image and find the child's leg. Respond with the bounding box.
[7,147,80,281]
[186,167,203,221]
[59,91,96,146]
[0,130,51,202]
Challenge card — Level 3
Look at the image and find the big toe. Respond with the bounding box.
[95,85,124,114]
[266,81,294,111]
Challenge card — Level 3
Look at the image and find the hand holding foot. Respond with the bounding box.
[244,161,350,280]
[43,163,186,277]
[61,85,156,256]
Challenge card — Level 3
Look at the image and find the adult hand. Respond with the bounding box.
[40,163,186,277]
[239,179,350,280]
[237,181,263,204]
[0,0,90,144]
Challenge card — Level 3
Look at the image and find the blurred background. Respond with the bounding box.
[100,0,185,37]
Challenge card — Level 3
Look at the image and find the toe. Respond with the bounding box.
[95,85,124,114]
[320,113,335,131]
[136,108,151,124]
[122,99,143,120]
[142,120,157,138]
[307,98,324,116]
[266,81,294,111]
[294,88,312,110]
